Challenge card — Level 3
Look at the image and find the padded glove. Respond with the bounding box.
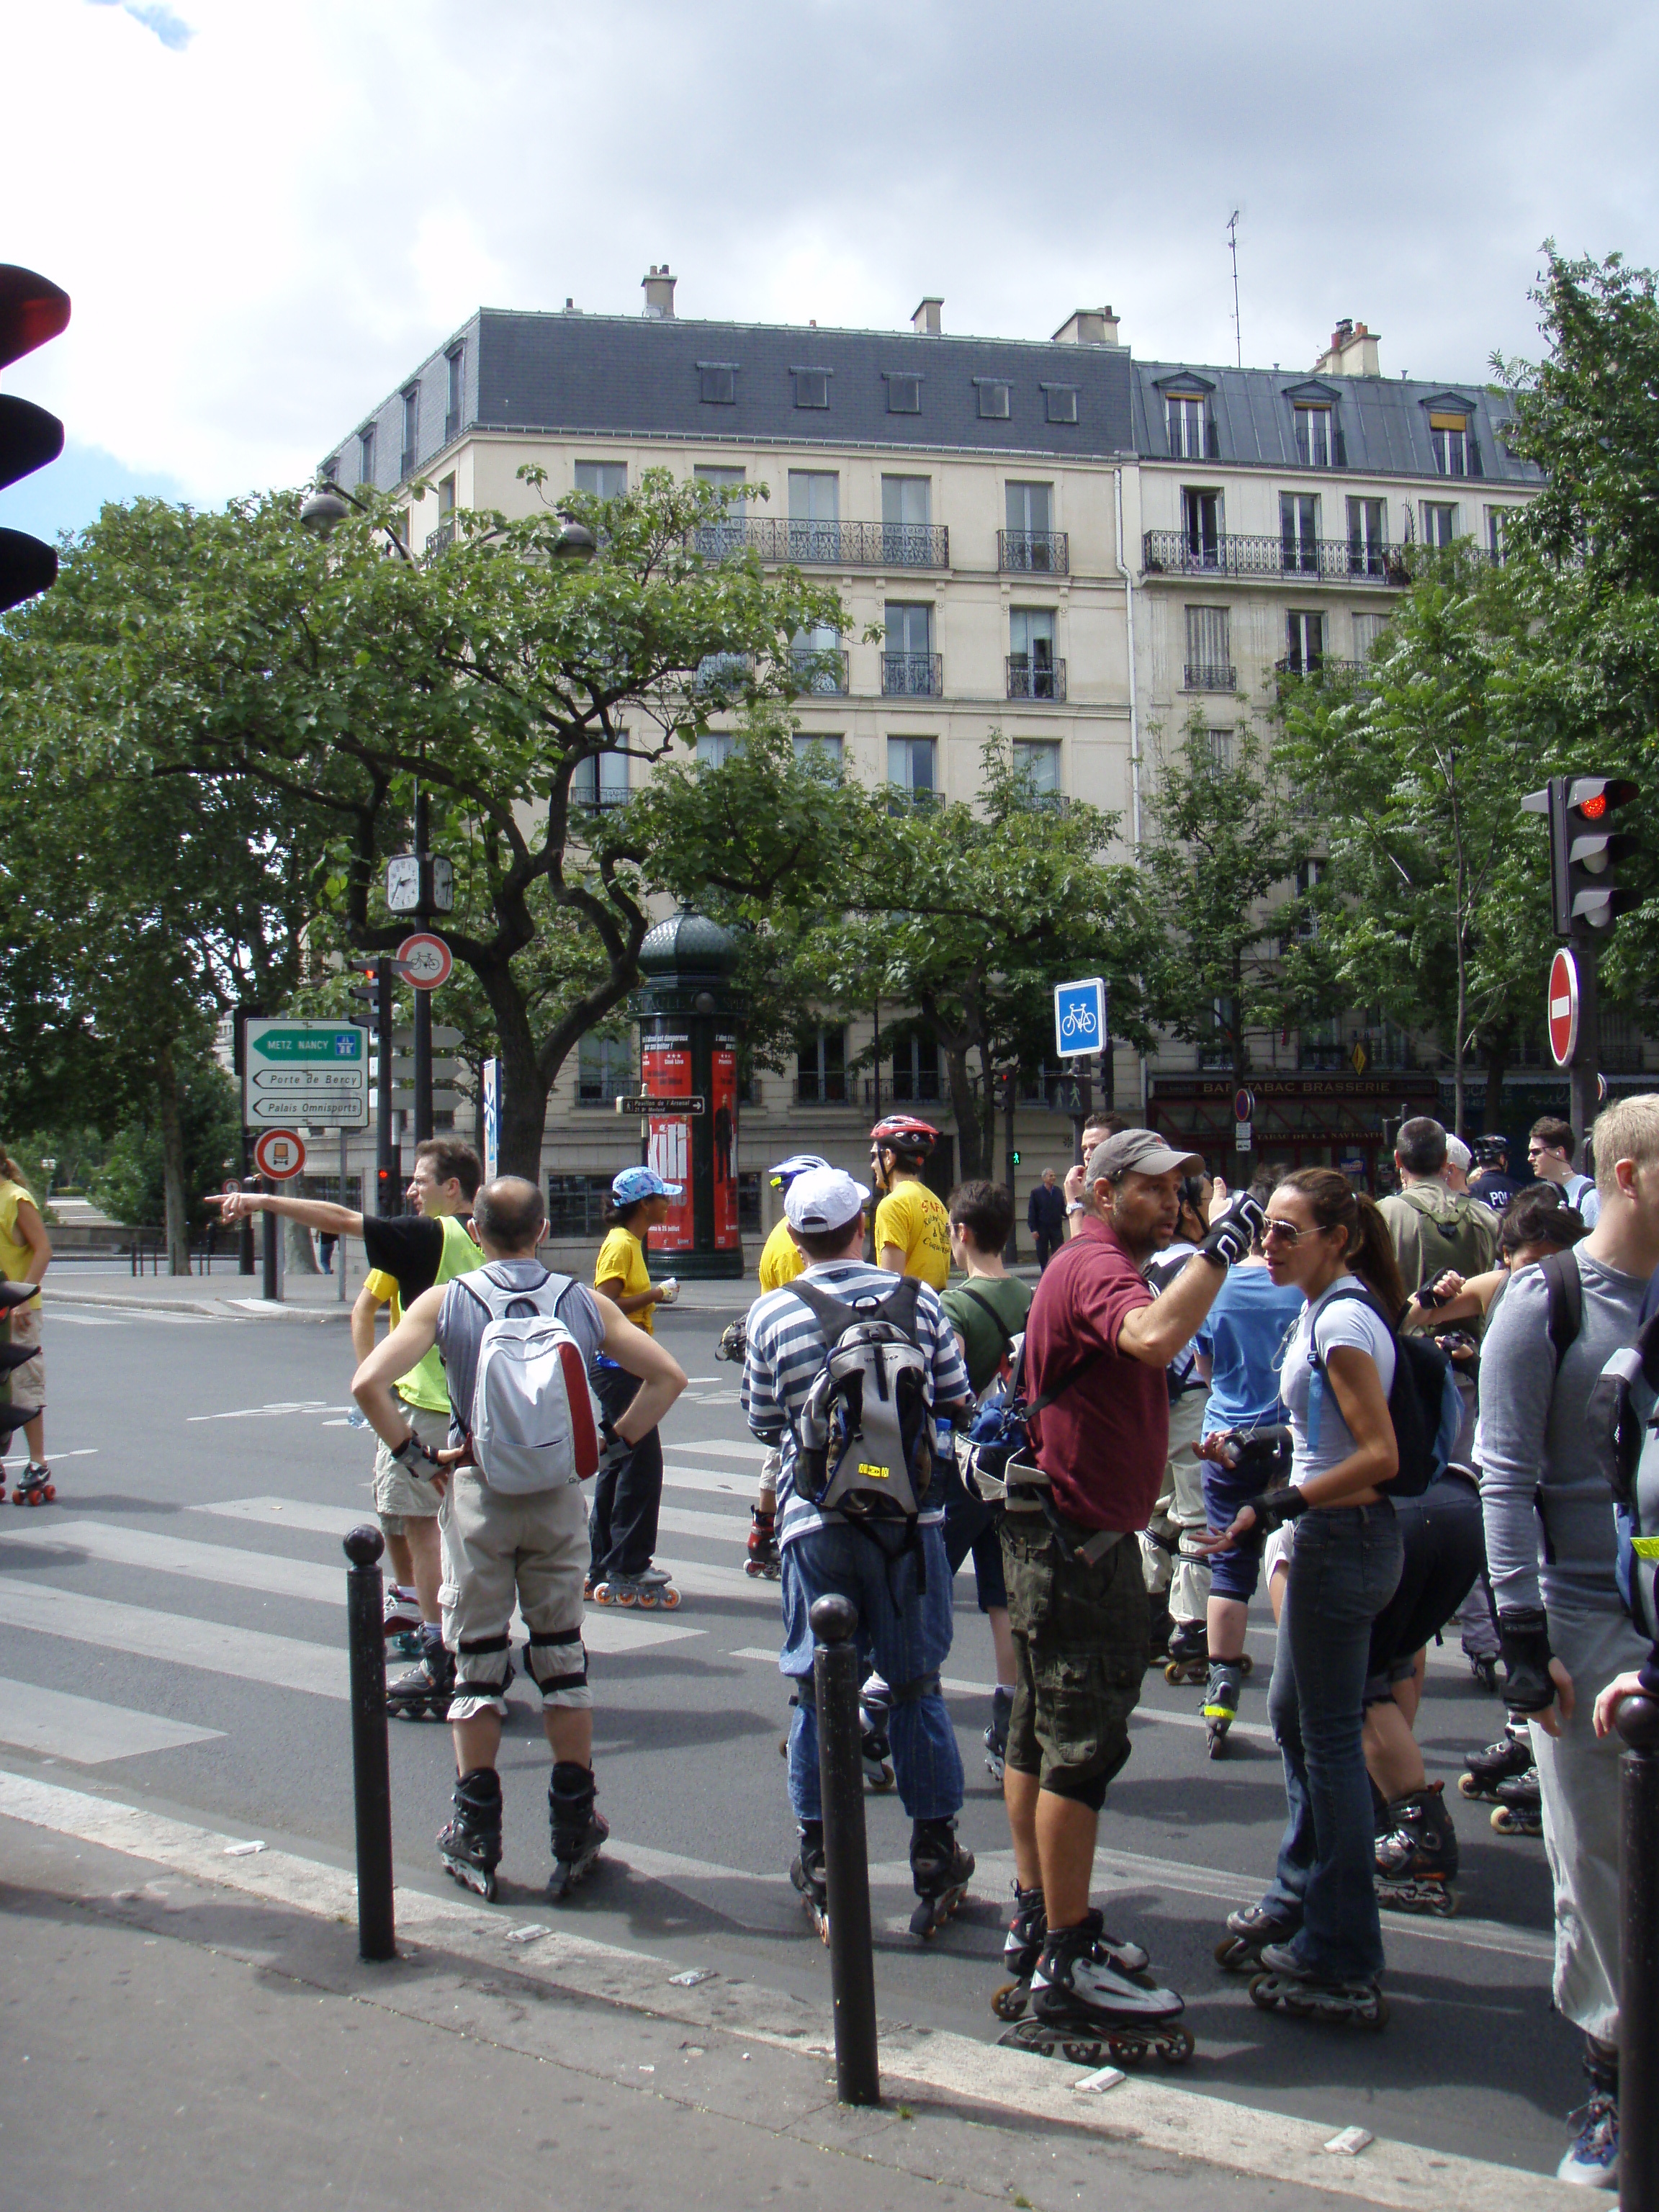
[1200,1192,1267,1269]
[1498,1606,1557,1715]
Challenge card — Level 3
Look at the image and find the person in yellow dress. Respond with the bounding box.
[589,1166,682,1603]
[869,1115,951,1290]
[0,1147,53,1503]
[743,1155,830,1577]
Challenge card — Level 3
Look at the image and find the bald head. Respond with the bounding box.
[472,1176,546,1255]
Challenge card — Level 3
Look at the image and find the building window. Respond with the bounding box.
[445,346,464,441]
[1422,502,1458,549]
[788,470,839,521]
[1043,384,1079,425]
[1294,856,1327,939]
[976,379,1011,420]
[1280,492,1320,575]
[359,425,376,487]
[1285,611,1325,675]
[1006,480,1053,538]
[1184,605,1233,691]
[1486,506,1509,563]
[1352,611,1390,660]
[884,602,937,696]
[793,732,844,770]
[793,367,830,409]
[696,730,743,768]
[693,463,747,556]
[791,623,847,695]
[400,387,419,479]
[1293,405,1332,468]
[1206,728,1234,773]
[885,373,921,414]
[1430,413,1469,477]
[572,747,630,811]
[546,1174,616,1238]
[1013,738,1062,797]
[1182,487,1224,565]
[1010,607,1058,699]
[738,1169,762,1234]
[577,1033,634,1104]
[698,362,737,405]
[1200,995,1238,1070]
[887,734,937,803]
[1166,393,1213,459]
[1347,495,1387,577]
[797,1025,847,1103]
[890,1025,941,1103]
[575,459,627,500]
[323,454,341,483]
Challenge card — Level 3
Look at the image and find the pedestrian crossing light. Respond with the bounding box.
[1010,1148,1021,1167]
[1522,775,1641,936]
[0,265,71,612]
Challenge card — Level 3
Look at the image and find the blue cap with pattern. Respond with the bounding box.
[611,1164,683,1205]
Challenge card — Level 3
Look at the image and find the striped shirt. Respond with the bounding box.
[742,1260,971,1550]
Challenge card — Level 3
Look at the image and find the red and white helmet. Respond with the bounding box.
[868,1114,940,1164]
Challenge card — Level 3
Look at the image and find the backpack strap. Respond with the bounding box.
[788,1273,925,1343]
[462,1263,560,1319]
[1538,1246,1584,1374]
[955,1282,1016,1360]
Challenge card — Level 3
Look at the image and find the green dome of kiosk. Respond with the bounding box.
[637,912,739,980]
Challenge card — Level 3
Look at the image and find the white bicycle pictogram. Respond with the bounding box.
[1060,1002,1099,1040]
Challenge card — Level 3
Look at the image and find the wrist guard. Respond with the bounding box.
[392,1431,440,1475]
[1498,1606,1557,1714]
[1200,1193,1266,1269]
[597,1421,630,1476]
[1235,1483,1306,1547]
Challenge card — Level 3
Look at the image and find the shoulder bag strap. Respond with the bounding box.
[1539,1246,1584,1374]
[956,1282,1016,1359]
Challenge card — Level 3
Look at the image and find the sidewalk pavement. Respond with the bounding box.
[0,1774,1581,2212]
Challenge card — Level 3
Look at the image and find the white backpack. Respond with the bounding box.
[459,1265,601,1495]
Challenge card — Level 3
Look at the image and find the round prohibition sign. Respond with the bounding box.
[397,932,453,991]
[253,1128,307,1181]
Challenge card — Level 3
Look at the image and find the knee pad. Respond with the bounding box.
[455,1629,513,1699]
[1043,1766,1109,1813]
[526,1626,589,1707]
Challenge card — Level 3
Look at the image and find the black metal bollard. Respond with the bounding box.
[811,1593,880,2105]
[1619,1691,1659,2212]
[343,1525,396,1961]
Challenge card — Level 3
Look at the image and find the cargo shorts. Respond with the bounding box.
[372,1403,451,1533]
[439,1472,590,1722]
[1002,1513,1147,1807]
[5,1301,42,1411]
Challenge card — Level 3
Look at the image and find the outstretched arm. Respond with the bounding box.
[210,1190,366,1238]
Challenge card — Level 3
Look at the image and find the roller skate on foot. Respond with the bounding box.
[1466,1648,1500,1692]
[1145,1591,1172,1668]
[992,1884,1148,2020]
[1557,2039,1619,2188]
[859,1678,895,1792]
[547,1761,607,1899]
[1215,1902,1299,1972]
[1163,1620,1208,1686]
[745,1506,780,1580]
[1459,1723,1532,1804]
[1000,1912,1193,2065]
[438,1768,502,1900]
[1202,1659,1242,1757]
[984,1686,1012,1786]
[1249,1943,1388,2028]
[909,1817,974,1939]
[591,1566,681,1610]
[790,1821,829,1942]
[1491,1769,1543,1837]
[1375,1781,1459,1915]
[12,1462,54,1507]
[383,1584,423,1658]
[386,1642,454,1722]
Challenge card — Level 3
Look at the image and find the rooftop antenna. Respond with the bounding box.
[1226,210,1242,369]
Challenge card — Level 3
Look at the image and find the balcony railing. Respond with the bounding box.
[999,530,1069,575]
[1182,661,1236,691]
[883,651,943,697]
[694,518,949,569]
[788,646,850,695]
[423,520,456,560]
[1006,656,1066,701]
[796,1074,945,1110]
[1143,531,1411,588]
[1274,657,1367,683]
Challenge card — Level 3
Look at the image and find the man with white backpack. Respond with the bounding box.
[351,1176,686,1903]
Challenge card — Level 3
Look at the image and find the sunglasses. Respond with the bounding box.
[1262,1217,1311,1246]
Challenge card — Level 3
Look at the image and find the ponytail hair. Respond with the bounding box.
[0,1146,26,1186]
[1279,1166,1408,1320]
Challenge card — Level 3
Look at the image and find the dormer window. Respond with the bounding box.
[793,367,831,409]
[885,373,921,414]
[1294,404,1332,468]
[1043,384,1078,425]
[1166,392,1213,459]
[699,362,737,405]
[976,379,1012,420]
[1431,411,1470,477]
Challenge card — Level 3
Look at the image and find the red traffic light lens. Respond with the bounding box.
[1582,793,1608,820]
[0,266,71,374]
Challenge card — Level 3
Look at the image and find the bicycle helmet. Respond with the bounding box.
[768,1152,831,1192]
[868,1114,940,1164]
[1473,1133,1509,1165]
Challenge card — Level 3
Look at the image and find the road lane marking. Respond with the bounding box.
[1,1449,99,1470]
[0,1676,222,1763]
[658,1503,752,1546]
[664,1439,772,1462]
[186,1401,336,1423]
[0,1578,349,1696]
[1,1518,343,1604]
[662,1464,754,1499]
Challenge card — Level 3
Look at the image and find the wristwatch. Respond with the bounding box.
[1066,1201,1087,1216]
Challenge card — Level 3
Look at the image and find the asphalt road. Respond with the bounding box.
[0,1298,1582,2177]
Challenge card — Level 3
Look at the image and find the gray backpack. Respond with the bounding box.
[459,1265,601,1495]
[788,1277,935,1525]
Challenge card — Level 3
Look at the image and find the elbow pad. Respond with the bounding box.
[1498,1606,1557,1715]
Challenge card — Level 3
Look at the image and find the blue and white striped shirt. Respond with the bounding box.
[741,1260,971,1550]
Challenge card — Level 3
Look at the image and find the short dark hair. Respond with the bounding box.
[791,1215,864,1263]
[415,1137,482,1202]
[1082,1113,1128,1145]
[1500,1184,1586,1256]
[948,1179,1013,1254]
[1531,1115,1575,1155]
[472,1176,546,1250]
[1395,1118,1447,1177]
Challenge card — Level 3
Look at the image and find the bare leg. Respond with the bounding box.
[1004,1764,1042,1890]
[405,1514,444,1627]
[1207,1591,1249,1662]
[23,1412,44,1465]
[989,1605,1016,1686]
[544,1707,594,1766]
[384,1529,415,1588]
[451,1709,502,1773]
[1035,1790,1098,1928]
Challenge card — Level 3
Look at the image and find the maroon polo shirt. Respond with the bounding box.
[1024,1217,1169,1532]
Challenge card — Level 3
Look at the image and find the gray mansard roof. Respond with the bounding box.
[1128,359,1540,485]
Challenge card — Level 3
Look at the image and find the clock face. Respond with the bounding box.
[386,855,421,912]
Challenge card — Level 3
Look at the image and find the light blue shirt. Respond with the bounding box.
[1195,1264,1305,1432]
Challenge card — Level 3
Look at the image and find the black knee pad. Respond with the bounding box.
[457,1631,513,1699]
[526,1626,587,1699]
[1043,1766,1109,1813]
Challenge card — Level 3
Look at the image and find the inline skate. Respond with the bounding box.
[859,1678,896,1792]
[1163,1618,1208,1686]
[999,1912,1193,2065]
[547,1761,608,1900]
[591,1566,682,1610]
[745,1506,780,1580]
[1201,1658,1244,1756]
[1145,1590,1172,1667]
[438,1768,503,1900]
[791,1821,829,1942]
[1249,1943,1388,2028]
[984,1686,1012,1785]
[1467,1650,1500,1692]
[1214,1902,1299,1972]
[386,1642,455,1722]
[11,1462,54,1508]
[1374,1781,1459,1915]
[992,1883,1149,2020]
[714,1318,747,1363]
[909,1817,974,1939]
[1459,1723,1533,1804]
[1491,1769,1543,1837]
[383,1583,424,1662]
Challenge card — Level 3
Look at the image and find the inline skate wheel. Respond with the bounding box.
[1457,1773,1483,1800]
[989,1981,1027,2022]
[659,1587,682,1610]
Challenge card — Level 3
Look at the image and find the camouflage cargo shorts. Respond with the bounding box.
[1000,1514,1147,1801]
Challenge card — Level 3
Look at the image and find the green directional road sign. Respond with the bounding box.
[243,1019,369,1129]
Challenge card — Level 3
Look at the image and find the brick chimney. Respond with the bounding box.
[1313,317,1381,377]
[1052,305,1122,348]
[642,264,677,319]
[911,296,943,336]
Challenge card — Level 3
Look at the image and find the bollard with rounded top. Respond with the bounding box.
[1617,1691,1659,2212]
[811,1591,880,2105]
[343,1524,396,1961]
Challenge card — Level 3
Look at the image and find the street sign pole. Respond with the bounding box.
[376,955,396,1215]
[338,1124,349,1304]
[1571,931,1601,1168]
[413,788,433,1147]
[261,1179,279,1301]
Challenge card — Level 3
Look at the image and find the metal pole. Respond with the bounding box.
[810,1592,880,2105]
[343,1524,396,1961]
[261,1179,279,1301]
[376,956,395,1215]
[239,1133,256,1276]
[1572,927,1602,1168]
[413,787,433,1147]
[1619,1691,1659,2212]
[338,1125,349,1303]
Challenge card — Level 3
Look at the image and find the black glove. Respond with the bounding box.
[1498,1606,1557,1715]
[1200,1192,1267,1269]
[1236,1483,1308,1546]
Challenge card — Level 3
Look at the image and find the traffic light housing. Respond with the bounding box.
[1010,1148,1021,1167]
[0,266,71,613]
[1523,775,1641,935]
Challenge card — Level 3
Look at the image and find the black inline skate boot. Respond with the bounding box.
[1163,1619,1208,1686]
[992,1883,1150,2021]
[790,1820,828,1942]
[1215,1902,1299,1972]
[1459,1722,1533,1804]
[1466,1647,1500,1692]
[12,1462,54,1508]
[909,1817,974,1939]
[1202,1659,1243,1757]
[438,1767,503,1899]
[984,1686,1012,1786]
[1145,1590,1172,1668]
[1249,1941,1388,2028]
[1002,1911,1193,2065]
[547,1761,608,1900]
[859,1678,895,1793]
[386,1640,455,1722]
[1491,1768,1543,1837]
[745,1506,780,1580]
[1375,1781,1459,1915]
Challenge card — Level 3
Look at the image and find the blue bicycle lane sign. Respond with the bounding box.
[1053,976,1105,1060]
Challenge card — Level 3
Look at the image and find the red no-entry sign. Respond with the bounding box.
[253,1128,307,1180]
[1547,948,1579,1069]
[397,931,453,991]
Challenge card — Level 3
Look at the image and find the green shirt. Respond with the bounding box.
[940,1274,1033,1396]
[400,1215,484,1411]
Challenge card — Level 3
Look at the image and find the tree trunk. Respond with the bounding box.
[498,1036,552,1181]
[285,1213,320,1275]
[156,1043,191,1277]
[947,1046,985,1178]
[1452,934,1469,1140]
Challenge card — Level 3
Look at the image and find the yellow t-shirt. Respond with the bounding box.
[0,1177,42,1310]
[873,1178,951,1291]
[595,1224,653,1332]
[757,1218,806,1292]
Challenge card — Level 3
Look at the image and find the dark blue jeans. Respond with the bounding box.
[1261,1501,1403,1982]
[588,1360,663,1581]
[779,1519,963,1825]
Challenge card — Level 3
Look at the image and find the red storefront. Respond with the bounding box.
[1148,1073,1442,1193]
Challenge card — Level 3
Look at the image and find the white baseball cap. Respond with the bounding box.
[783,1166,870,1234]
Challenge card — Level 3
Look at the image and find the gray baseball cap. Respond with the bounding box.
[1086,1128,1203,1182]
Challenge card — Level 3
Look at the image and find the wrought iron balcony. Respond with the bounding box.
[1182,662,1236,691]
[693,518,949,569]
[1274,656,1367,683]
[794,1074,853,1105]
[788,646,850,695]
[1006,656,1066,701]
[1143,531,1411,587]
[882,651,943,697]
[423,520,456,560]
[999,530,1069,575]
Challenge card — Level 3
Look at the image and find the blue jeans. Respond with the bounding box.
[779,1519,963,1825]
[1261,1502,1403,1982]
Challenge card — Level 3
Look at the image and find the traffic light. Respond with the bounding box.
[1010,1148,1021,1167]
[0,266,71,613]
[1524,775,1641,935]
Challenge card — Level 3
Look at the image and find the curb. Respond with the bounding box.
[40,1285,351,1323]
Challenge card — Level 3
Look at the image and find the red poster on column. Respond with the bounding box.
[712,1040,738,1249]
[642,1036,694,1252]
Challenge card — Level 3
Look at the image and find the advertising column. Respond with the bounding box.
[642,1033,695,1254]
[711,1033,739,1251]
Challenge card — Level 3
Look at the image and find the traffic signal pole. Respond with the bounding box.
[376,956,396,1214]
[1523,775,1638,1166]
[1570,927,1602,1164]
[412,788,433,1147]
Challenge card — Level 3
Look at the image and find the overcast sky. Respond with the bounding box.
[4,0,1655,540]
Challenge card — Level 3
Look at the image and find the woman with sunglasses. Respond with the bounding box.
[1202,1167,1406,2027]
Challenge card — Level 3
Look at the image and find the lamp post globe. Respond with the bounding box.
[300,485,352,539]
[553,515,597,563]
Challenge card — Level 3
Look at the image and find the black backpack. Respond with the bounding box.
[1307,1281,1458,1498]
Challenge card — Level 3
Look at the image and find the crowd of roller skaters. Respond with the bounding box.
[201,1094,1659,2188]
